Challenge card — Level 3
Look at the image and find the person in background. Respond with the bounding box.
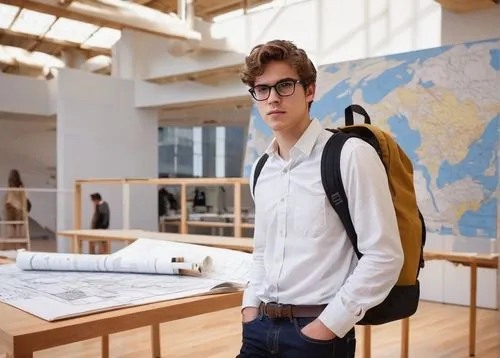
[90,192,110,254]
[2,169,29,241]
[192,187,206,212]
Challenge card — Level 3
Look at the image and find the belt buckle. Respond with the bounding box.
[266,302,293,320]
[274,303,284,318]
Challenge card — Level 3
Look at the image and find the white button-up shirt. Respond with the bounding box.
[242,119,404,338]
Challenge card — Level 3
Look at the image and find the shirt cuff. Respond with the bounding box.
[317,294,363,338]
[242,288,261,309]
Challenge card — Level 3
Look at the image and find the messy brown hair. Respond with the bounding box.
[240,40,317,108]
[8,169,23,188]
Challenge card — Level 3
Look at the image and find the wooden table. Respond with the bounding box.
[57,229,499,358]
[1,236,246,358]
[58,229,253,254]
[0,284,242,358]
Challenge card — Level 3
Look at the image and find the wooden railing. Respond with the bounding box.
[73,177,253,238]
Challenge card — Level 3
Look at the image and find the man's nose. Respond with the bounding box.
[267,87,281,103]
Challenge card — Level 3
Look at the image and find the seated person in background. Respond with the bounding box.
[90,192,110,254]
[192,188,206,212]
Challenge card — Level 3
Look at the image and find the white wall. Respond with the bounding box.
[211,0,443,65]
[0,119,57,232]
[211,0,500,66]
[56,69,159,253]
[441,7,500,44]
[0,73,55,115]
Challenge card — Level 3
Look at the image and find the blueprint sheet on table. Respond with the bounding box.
[0,238,252,321]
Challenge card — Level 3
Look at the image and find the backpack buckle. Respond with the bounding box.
[331,192,343,206]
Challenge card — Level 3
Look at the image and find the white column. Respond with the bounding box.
[193,127,203,177]
[215,127,226,178]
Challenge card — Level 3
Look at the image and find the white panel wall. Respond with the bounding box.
[0,120,57,232]
[211,0,443,65]
[441,7,500,44]
[0,73,55,115]
[56,69,159,253]
[211,0,500,66]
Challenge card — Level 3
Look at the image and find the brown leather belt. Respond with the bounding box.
[259,302,326,320]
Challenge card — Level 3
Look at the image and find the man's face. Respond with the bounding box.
[251,61,315,133]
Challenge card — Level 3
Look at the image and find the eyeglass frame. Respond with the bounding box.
[248,78,303,101]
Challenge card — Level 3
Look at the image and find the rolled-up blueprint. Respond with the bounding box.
[16,251,211,276]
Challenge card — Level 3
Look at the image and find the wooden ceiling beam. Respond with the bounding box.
[148,63,242,84]
[434,0,497,12]
[200,0,270,18]
[1,0,202,41]
[0,28,110,58]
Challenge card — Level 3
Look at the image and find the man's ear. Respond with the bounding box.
[305,83,316,103]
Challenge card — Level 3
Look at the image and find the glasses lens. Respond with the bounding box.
[253,85,270,100]
[276,81,295,96]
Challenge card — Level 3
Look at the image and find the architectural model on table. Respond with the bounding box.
[0,238,252,321]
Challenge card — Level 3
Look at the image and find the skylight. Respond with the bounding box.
[0,4,124,74]
[45,18,99,44]
[0,4,19,29]
[0,45,64,69]
[10,9,56,36]
[83,27,121,49]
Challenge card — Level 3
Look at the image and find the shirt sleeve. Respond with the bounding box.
[318,138,404,338]
[241,158,267,309]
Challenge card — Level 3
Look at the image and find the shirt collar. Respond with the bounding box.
[265,119,323,158]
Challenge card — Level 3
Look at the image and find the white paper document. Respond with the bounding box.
[0,238,252,321]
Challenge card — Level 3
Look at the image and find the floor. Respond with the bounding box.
[11,301,495,358]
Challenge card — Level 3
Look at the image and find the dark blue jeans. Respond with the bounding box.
[237,315,356,357]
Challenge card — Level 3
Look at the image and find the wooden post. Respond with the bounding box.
[180,183,187,234]
[234,182,242,237]
[101,335,109,358]
[363,325,371,358]
[151,324,161,358]
[469,260,477,357]
[401,318,409,358]
[74,182,82,230]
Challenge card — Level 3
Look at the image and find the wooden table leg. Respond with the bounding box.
[401,317,409,358]
[101,335,109,358]
[469,261,477,357]
[363,325,371,358]
[71,235,80,254]
[151,324,161,358]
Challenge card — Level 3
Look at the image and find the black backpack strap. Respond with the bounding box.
[345,104,371,126]
[252,153,269,197]
[321,131,362,259]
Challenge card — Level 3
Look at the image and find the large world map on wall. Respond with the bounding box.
[243,38,500,240]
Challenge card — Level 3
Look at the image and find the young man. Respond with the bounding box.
[238,40,404,357]
[90,192,110,254]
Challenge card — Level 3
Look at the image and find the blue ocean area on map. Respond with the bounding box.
[490,49,500,70]
[458,199,497,238]
[436,115,499,194]
[310,79,352,125]
[356,46,451,104]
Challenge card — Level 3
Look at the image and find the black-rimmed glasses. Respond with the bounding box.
[249,79,302,101]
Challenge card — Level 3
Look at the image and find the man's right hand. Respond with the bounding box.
[242,307,259,323]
